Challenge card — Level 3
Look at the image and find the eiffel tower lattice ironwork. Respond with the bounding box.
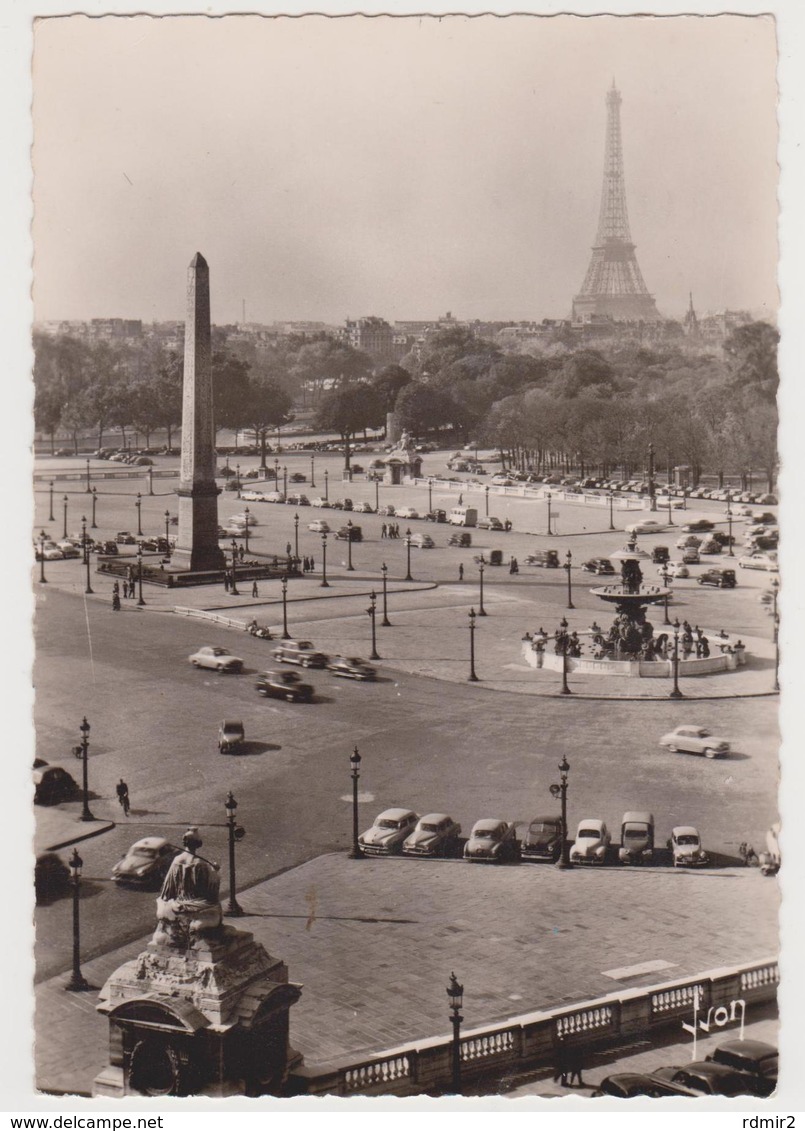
[572,82,661,322]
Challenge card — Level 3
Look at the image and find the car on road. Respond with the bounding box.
[569,818,611,864]
[255,669,314,702]
[448,531,472,547]
[738,550,779,571]
[35,852,71,903]
[188,646,244,674]
[681,547,700,564]
[581,557,615,575]
[625,520,667,535]
[36,541,64,561]
[328,656,377,681]
[353,501,374,513]
[425,509,447,523]
[618,811,654,865]
[711,531,736,547]
[698,567,737,588]
[659,724,730,758]
[112,837,180,887]
[116,531,137,544]
[285,493,310,507]
[334,524,362,541]
[652,1062,767,1097]
[657,561,689,579]
[463,819,518,863]
[751,511,777,525]
[359,808,419,855]
[409,533,435,549]
[593,1074,699,1098]
[264,491,286,504]
[55,539,82,558]
[698,536,722,554]
[218,719,245,752]
[681,519,715,532]
[734,504,754,517]
[308,519,330,534]
[676,534,702,549]
[476,516,504,531]
[272,640,328,668]
[524,550,560,568]
[706,1040,777,1095]
[521,815,563,863]
[395,507,420,520]
[402,813,462,857]
[668,825,709,867]
[96,540,119,555]
[33,764,79,806]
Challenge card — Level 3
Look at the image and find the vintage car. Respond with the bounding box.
[653,1062,768,1097]
[334,524,362,541]
[698,568,737,588]
[218,719,245,753]
[676,534,702,549]
[426,509,447,523]
[521,815,563,863]
[657,561,689,579]
[402,813,462,857]
[476,516,504,531]
[569,818,610,864]
[358,808,419,856]
[328,656,377,681]
[115,531,137,544]
[706,1040,777,1096]
[594,1074,698,1098]
[409,533,435,549]
[310,497,330,509]
[668,826,709,868]
[308,519,330,534]
[112,837,180,888]
[738,551,778,571]
[395,507,420,520]
[448,531,472,547]
[272,640,328,668]
[255,670,314,702]
[625,520,668,535]
[681,546,701,564]
[36,541,64,561]
[581,557,615,575]
[650,545,670,564]
[463,818,518,863]
[698,537,722,554]
[353,501,374,514]
[618,811,655,865]
[659,725,730,758]
[188,646,244,673]
[33,764,79,806]
[681,519,715,533]
[35,852,71,903]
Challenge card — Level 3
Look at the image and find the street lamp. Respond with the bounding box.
[230,540,240,595]
[648,441,656,511]
[243,507,250,553]
[164,509,171,550]
[283,466,288,498]
[660,563,671,625]
[428,478,433,512]
[236,463,242,497]
[274,457,279,484]
[134,492,143,537]
[682,486,688,511]
[726,494,734,557]
[346,520,355,571]
[367,590,380,660]
[65,849,90,992]
[546,491,553,536]
[148,466,154,496]
[565,550,574,610]
[38,530,47,584]
[667,490,674,526]
[404,528,413,582]
[91,487,98,529]
[477,556,486,616]
[485,484,490,516]
[294,512,300,563]
[137,547,146,607]
[324,468,329,502]
[320,532,329,587]
[468,608,479,682]
[558,631,572,696]
[381,562,391,626]
[49,480,55,522]
[374,478,380,512]
[550,755,573,869]
[281,575,290,639]
[63,495,69,539]
[82,516,93,595]
[447,973,464,1094]
[224,792,245,917]
[78,716,94,822]
[670,618,684,699]
[310,453,316,488]
[349,746,363,859]
[608,491,615,531]
[85,458,91,493]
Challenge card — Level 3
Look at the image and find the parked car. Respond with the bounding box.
[334,524,362,541]
[463,819,518,863]
[290,472,306,483]
[521,815,563,863]
[188,646,244,673]
[112,837,180,887]
[569,818,610,864]
[35,852,71,903]
[477,516,504,531]
[409,533,435,549]
[706,1040,777,1095]
[402,813,462,857]
[448,531,472,547]
[658,561,689,579]
[395,507,420,520]
[738,551,779,571]
[676,534,702,548]
[681,547,700,564]
[581,558,615,575]
[255,669,314,702]
[698,568,737,588]
[524,550,560,568]
[682,519,715,532]
[36,541,64,561]
[218,719,245,753]
[659,724,730,758]
[653,1062,767,1097]
[359,808,419,855]
[116,531,137,544]
[310,497,330,509]
[698,537,722,554]
[426,509,447,523]
[668,826,709,868]
[33,764,79,806]
[751,511,777,525]
[593,1073,698,1098]
[618,811,654,865]
[328,656,377,681]
[353,501,374,514]
[308,519,330,534]
[97,540,119,555]
[625,520,668,535]
[651,545,670,564]
[272,640,328,668]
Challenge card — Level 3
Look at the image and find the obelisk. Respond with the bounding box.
[172,253,226,572]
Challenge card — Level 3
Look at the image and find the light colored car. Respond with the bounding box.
[657,561,690,579]
[327,656,377,681]
[359,808,419,855]
[264,491,286,504]
[308,519,330,534]
[669,826,709,868]
[676,534,702,549]
[272,640,328,668]
[230,512,258,526]
[569,818,611,864]
[625,520,667,535]
[395,507,420,520]
[112,837,179,887]
[37,541,65,560]
[738,551,778,571]
[658,725,730,758]
[402,813,462,857]
[239,490,263,502]
[310,497,331,509]
[188,645,244,673]
[734,505,753,517]
[409,533,435,549]
[681,547,700,564]
[463,819,518,863]
[353,501,374,514]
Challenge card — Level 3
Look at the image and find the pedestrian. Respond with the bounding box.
[286,542,292,557]
[552,1042,568,1086]
[116,778,130,817]
[310,556,315,572]
[112,590,121,612]
[251,580,259,598]
[113,581,120,598]
[458,563,464,581]
[129,578,136,599]
[458,493,463,506]
[224,572,230,593]
[381,523,387,539]
[566,1046,584,1087]
[239,544,245,562]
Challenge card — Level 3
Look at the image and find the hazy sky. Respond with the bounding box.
[32,14,778,325]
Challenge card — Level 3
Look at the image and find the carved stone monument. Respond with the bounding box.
[171,253,226,572]
[93,829,302,1098]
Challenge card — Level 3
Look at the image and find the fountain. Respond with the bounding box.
[590,535,669,660]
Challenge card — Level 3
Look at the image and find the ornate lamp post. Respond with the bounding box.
[294,512,300,562]
[559,633,572,696]
[468,608,479,682]
[82,516,93,595]
[38,530,47,584]
[324,468,329,502]
[546,491,553,536]
[349,746,363,859]
[229,540,240,595]
[485,484,490,516]
[682,486,688,511]
[85,458,91,493]
[78,716,94,822]
[726,493,734,557]
[62,495,69,539]
[667,490,674,526]
[148,466,154,496]
[274,457,279,484]
[346,520,355,571]
[381,562,391,626]
[65,849,90,992]
[648,441,656,511]
[565,550,574,610]
[310,453,316,488]
[49,480,55,522]
[447,973,464,1094]
[550,755,572,869]
[374,478,380,512]
[235,463,242,497]
[660,563,671,625]
[428,478,434,512]
[670,618,684,699]
[283,465,288,498]
[477,556,486,616]
[320,532,329,587]
[608,491,615,531]
[240,507,249,553]
[404,528,413,582]
[224,792,245,918]
[280,575,291,639]
[91,487,98,529]
[367,591,380,660]
[164,509,171,549]
[137,547,146,607]
[134,492,143,537]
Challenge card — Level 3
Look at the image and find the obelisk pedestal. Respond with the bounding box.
[171,253,226,573]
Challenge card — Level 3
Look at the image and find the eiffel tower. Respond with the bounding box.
[572,82,661,322]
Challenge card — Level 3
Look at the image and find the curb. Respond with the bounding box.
[44,819,116,853]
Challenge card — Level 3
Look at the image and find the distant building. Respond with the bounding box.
[344,317,396,366]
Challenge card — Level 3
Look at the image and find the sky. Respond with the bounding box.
[32,14,779,325]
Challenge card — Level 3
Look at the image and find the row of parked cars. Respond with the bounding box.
[596,1039,777,1097]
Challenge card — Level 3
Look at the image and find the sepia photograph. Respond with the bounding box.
[6,0,803,1113]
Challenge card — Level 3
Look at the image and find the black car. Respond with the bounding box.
[255,670,314,702]
[682,519,715,533]
[651,545,670,564]
[33,765,79,806]
[594,1073,698,1098]
[448,532,472,547]
[97,541,119,555]
[711,530,736,546]
[698,568,737,588]
[654,1062,769,1097]
[581,558,615,575]
[426,509,447,523]
[35,853,71,903]
[707,1040,777,1096]
[521,816,563,862]
[335,524,362,542]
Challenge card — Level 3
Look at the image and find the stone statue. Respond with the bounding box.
[152,828,222,949]
[394,429,413,452]
[621,558,643,594]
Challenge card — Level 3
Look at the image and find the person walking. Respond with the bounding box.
[381,523,387,539]
[285,542,292,557]
[116,778,130,817]
[251,580,259,598]
[112,589,121,612]
[458,563,464,581]
[239,544,245,562]
[224,572,230,593]
[309,556,315,572]
[552,1042,568,1087]
[566,1046,585,1087]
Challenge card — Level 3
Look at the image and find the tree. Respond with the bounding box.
[241,373,294,469]
[723,321,779,404]
[314,384,384,470]
[394,382,456,438]
[371,364,412,414]
[291,340,372,405]
[212,351,252,441]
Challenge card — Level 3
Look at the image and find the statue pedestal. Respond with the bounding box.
[93,925,302,1098]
